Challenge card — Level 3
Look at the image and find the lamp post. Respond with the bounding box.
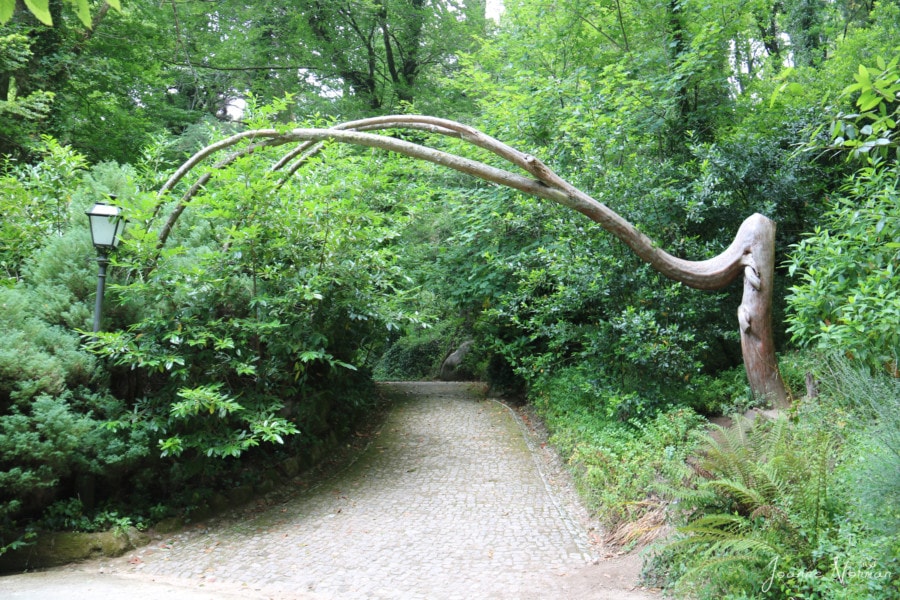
[86,198,126,334]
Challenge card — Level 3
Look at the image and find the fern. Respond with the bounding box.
[659,413,841,597]
[706,478,769,512]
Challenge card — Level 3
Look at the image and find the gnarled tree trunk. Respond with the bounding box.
[150,115,790,408]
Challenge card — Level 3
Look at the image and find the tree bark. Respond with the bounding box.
[736,214,788,408]
[152,115,790,407]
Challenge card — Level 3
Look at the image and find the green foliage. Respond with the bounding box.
[39,498,139,534]
[0,285,95,407]
[1,2,202,162]
[648,356,900,599]
[0,386,149,553]
[651,414,843,598]
[818,358,900,553]
[158,383,299,459]
[787,50,900,376]
[0,33,54,139]
[83,131,425,463]
[0,231,149,554]
[2,0,484,160]
[530,366,705,527]
[685,365,756,416]
[0,0,121,28]
[441,0,833,410]
[826,53,900,163]
[467,186,735,414]
[373,320,461,381]
[786,161,900,373]
[0,138,89,284]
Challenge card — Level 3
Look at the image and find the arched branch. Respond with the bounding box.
[153,115,790,407]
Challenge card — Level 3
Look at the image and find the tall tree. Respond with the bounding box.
[0,1,199,162]
[1,0,487,162]
[159,0,487,116]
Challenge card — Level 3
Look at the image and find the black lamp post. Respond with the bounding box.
[86,198,126,334]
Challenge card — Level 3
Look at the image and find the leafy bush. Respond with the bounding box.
[788,54,900,376]
[684,366,755,416]
[0,276,151,553]
[0,138,89,285]
[786,161,900,373]
[0,287,96,408]
[471,189,732,414]
[0,385,149,554]
[80,135,429,466]
[826,54,900,163]
[39,498,141,534]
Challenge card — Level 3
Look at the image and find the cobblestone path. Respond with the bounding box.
[2,382,655,599]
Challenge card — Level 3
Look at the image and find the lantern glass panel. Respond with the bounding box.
[86,203,124,249]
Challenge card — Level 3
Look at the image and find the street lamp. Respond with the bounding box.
[86,198,126,333]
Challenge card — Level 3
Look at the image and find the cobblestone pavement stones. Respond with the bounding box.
[1,382,658,599]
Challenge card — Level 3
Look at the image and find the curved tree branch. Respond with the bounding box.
[153,115,790,407]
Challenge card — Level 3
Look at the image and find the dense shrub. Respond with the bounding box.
[86,141,420,462]
[0,138,89,285]
[0,283,148,553]
[786,161,900,374]
[787,53,900,376]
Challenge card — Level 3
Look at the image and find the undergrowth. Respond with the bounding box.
[529,366,705,536]
[643,356,899,599]
[529,357,898,599]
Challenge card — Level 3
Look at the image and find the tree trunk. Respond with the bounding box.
[737,215,789,408]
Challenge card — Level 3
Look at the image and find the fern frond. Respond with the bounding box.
[677,548,777,590]
[706,535,781,558]
[749,503,790,522]
[681,512,749,534]
[700,433,752,484]
[748,461,789,501]
[680,552,762,574]
[674,519,782,565]
[671,514,753,550]
[761,416,791,457]
[705,478,768,511]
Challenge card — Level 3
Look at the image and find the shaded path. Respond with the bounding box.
[1,382,655,599]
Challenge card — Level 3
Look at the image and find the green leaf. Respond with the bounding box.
[23,0,52,25]
[856,64,872,87]
[858,92,882,112]
[106,0,121,10]
[72,0,91,28]
[299,349,325,362]
[0,0,15,24]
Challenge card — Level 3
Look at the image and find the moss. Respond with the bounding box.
[0,527,149,572]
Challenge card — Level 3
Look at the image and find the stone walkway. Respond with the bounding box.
[1,382,656,599]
